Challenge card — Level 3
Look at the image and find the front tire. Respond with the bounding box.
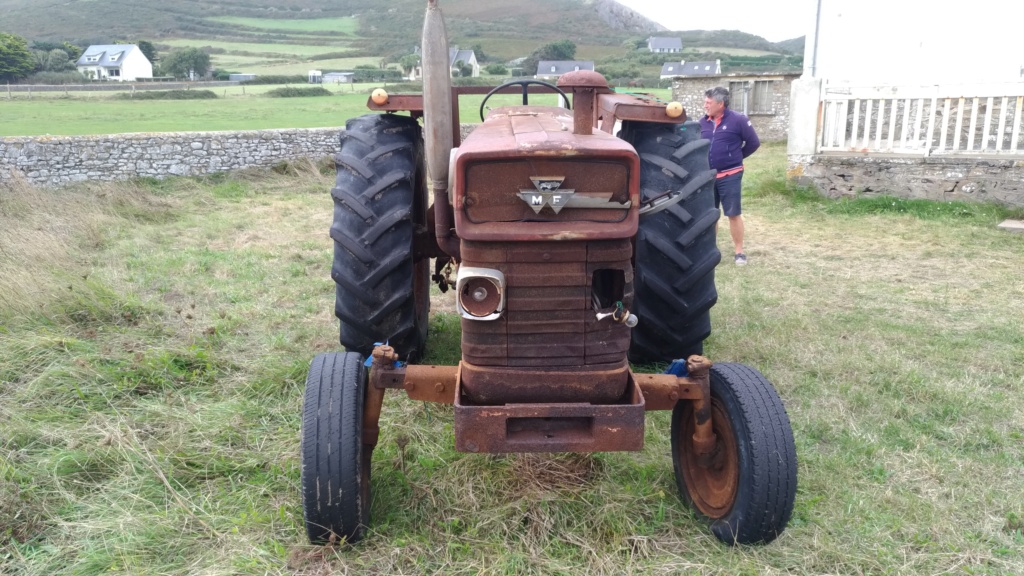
[331,113,430,362]
[620,121,720,363]
[672,363,797,545]
[301,352,371,544]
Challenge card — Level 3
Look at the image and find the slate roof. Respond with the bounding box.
[536,60,595,76]
[76,45,142,67]
[449,48,476,66]
[676,60,721,76]
[648,37,683,51]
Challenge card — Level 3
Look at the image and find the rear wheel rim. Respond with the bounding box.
[678,399,740,518]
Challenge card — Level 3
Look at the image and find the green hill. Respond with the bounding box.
[0,0,800,77]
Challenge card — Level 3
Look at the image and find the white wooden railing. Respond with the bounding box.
[818,83,1024,156]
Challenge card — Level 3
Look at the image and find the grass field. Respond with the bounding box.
[205,16,361,35]
[2,143,1022,574]
[0,88,673,136]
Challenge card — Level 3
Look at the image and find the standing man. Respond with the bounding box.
[699,86,760,265]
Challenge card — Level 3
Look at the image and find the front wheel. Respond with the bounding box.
[672,363,797,545]
[301,352,371,544]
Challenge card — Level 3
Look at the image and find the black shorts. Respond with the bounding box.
[713,171,743,217]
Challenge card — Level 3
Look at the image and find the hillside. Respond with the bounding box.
[0,0,801,80]
[0,0,789,56]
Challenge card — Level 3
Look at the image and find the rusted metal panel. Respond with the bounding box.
[583,328,631,358]
[505,285,587,311]
[506,241,585,263]
[366,94,424,113]
[504,261,585,287]
[505,309,582,334]
[633,373,703,411]
[463,160,630,224]
[454,370,644,453]
[402,364,457,404]
[460,361,628,405]
[453,107,640,243]
[595,92,687,134]
[460,238,633,381]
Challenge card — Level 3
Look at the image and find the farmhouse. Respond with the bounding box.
[76,45,152,82]
[788,0,1024,207]
[647,37,682,53]
[449,47,480,78]
[535,61,595,80]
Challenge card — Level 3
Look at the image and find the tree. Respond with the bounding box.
[470,43,487,63]
[162,47,210,80]
[137,40,157,64]
[521,40,577,79]
[455,60,473,78]
[0,32,35,82]
[31,48,73,72]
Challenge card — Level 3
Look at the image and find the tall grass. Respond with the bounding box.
[2,149,1023,574]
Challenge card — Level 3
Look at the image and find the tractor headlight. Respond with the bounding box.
[456,267,505,321]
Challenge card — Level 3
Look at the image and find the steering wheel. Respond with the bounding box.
[479,80,571,121]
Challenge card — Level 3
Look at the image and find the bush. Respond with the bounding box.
[24,71,87,85]
[264,87,333,98]
[113,90,218,100]
[240,75,307,85]
[484,64,508,75]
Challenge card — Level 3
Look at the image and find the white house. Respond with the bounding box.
[449,47,480,78]
[648,37,682,53]
[787,0,1024,207]
[535,61,595,80]
[76,45,153,81]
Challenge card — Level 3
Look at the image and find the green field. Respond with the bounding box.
[206,16,360,34]
[160,39,352,58]
[2,143,1023,574]
[0,87,673,136]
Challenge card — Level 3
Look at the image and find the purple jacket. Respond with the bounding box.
[699,108,760,171]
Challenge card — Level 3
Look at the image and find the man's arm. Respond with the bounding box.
[741,118,760,158]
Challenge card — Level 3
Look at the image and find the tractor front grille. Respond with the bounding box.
[459,239,634,404]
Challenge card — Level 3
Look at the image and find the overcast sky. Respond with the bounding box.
[614,0,815,43]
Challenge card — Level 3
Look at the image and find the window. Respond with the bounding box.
[574,65,579,71]
[551,66,556,72]
[750,80,774,114]
[109,69,120,77]
[727,80,775,114]
[109,52,122,62]
[85,54,100,62]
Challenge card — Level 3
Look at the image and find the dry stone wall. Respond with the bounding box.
[0,128,342,187]
[788,154,1024,208]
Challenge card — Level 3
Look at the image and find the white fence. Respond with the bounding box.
[818,83,1024,156]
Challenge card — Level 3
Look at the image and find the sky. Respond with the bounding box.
[614,0,814,43]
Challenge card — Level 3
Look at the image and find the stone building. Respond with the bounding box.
[671,72,801,142]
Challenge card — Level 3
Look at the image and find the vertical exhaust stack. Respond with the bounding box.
[422,0,460,259]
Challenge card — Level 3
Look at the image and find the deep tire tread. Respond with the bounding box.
[624,121,720,362]
[331,113,429,361]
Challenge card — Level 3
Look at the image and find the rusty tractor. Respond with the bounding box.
[301,0,797,546]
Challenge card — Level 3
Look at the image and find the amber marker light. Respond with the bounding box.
[666,101,683,118]
[371,88,389,105]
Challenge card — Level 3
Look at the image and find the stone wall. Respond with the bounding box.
[788,154,1024,208]
[671,73,800,142]
[0,128,343,187]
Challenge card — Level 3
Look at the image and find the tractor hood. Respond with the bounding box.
[453,106,640,242]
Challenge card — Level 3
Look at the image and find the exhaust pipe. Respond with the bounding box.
[422,0,460,260]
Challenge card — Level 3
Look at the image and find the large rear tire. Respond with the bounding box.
[672,363,797,545]
[331,113,430,362]
[301,352,371,544]
[620,121,720,364]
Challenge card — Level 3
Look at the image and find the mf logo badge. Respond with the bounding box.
[518,177,575,214]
